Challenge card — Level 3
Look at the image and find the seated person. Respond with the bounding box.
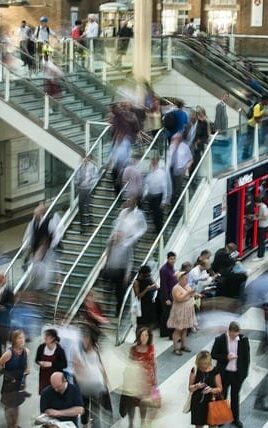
[40,372,84,427]
[188,259,213,292]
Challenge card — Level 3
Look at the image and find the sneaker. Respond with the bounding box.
[252,257,264,261]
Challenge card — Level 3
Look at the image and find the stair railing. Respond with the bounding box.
[53,127,167,324]
[4,124,111,291]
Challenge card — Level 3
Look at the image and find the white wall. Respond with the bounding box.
[154,69,239,128]
[170,177,227,268]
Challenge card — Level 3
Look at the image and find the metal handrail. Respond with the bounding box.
[4,123,111,279]
[53,127,165,322]
[115,131,219,345]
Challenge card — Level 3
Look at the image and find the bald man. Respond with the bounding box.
[40,372,84,426]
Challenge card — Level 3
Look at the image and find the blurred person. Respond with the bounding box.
[0,330,30,428]
[0,273,14,357]
[75,156,99,234]
[10,291,43,340]
[168,132,193,205]
[167,271,197,355]
[211,321,250,428]
[144,156,168,234]
[105,200,147,316]
[120,327,158,428]
[43,58,64,99]
[74,326,112,428]
[212,244,248,298]
[191,106,210,174]
[133,265,159,330]
[82,291,108,327]
[40,372,84,427]
[35,329,67,394]
[186,18,196,37]
[17,20,31,66]
[163,99,189,140]
[246,95,268,159]
[71,19,83,41]
[252,195,268,261]
[122,155,143,206]
[116,20,133,66]
[83,14,99,49]
[214,92,229,133]
[159,251,177,338]
[189,350,222,428]
[195,249,212,266]
[184,109,198,147]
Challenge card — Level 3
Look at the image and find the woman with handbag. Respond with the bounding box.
[0,330,30,428]
[189,350,222,428]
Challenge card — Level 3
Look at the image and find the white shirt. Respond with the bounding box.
[144,166,168,204]
[258,202,268,228]
[226,333,239,372]
[169,141,193,175]
[34,25,56,43]
[114,207,147,247]
[85,21,99,38]
[188,265,211,291]
[17,25,31,41]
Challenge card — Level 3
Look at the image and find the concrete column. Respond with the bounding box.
[133,0,152,83]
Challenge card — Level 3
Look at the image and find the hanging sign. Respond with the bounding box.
[251,0,263,27]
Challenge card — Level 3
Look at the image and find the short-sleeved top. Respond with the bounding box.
[258,202,268,228]
[40,383,83,426]
[248,103,264,127]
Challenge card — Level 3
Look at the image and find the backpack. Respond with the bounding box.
[163,109,177,132]
[36,26,50,39]
[246,102,258,119]
[187,24,195,36]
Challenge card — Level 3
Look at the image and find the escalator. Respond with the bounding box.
[171,38,261,111]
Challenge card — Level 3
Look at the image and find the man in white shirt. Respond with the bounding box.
[34,16,57,64]
[188,259,212,292]
[17,20,31,65]
[253,195,268,260]
[83,14,99,50]
[122,156,143,206]
[211,322,250,428]
[168,132,193,205]
[144,156,168,234]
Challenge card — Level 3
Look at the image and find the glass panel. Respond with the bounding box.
[259,119,268,157]
[211,129,233,176]
[237,122,253,164]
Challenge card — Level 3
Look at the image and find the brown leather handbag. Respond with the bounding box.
[207,396,234,426]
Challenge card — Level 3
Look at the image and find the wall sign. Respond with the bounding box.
[213,203,222,219]
[18,150,39,187]
[251,0,263,27]
[208,217,225,241]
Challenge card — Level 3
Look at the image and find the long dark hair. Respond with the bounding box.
[44,329,60,343]
[135,327,153,346]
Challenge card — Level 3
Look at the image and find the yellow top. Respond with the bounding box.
[248,103,264,127]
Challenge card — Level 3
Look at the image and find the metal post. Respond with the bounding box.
[158,235,164,266]
[102,62,107,84]
[44,94,49,129]
[167,36,172,71]
[183,189,189,225]
[89,39,94,73]
[97,136,102,169]
[0,47,3,82]
[69,38,74,74]
[4,69,10,102]
[85,121,91,154]
[231,128,238,170]
[206,148,213,183]
[253,124,259,161]
[229,34,235,54]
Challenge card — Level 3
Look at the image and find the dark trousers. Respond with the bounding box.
[109,268,127,316]
[257,227,267,258]
[147,193,163,234]
[78,189,90,230]
[222,371,243,422]
[244,125,254,159]
[112,167,122,195]
[19,40,27,64]
[82,391,113,427]
[160,302,172,338]
[171,172,184,206]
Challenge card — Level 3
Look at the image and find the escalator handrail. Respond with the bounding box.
[53,127,166,323]
[115,131,219,345]
[4,124,111,279]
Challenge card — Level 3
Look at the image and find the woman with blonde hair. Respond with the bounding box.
[167,271,197,355]
[189,350,222,427]
[0,330,30,428]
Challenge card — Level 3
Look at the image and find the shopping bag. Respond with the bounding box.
[182,392,192,413]
[207,398,233,426]
[131,297,142,318]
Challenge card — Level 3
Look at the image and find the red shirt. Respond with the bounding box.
[71,26,82,39]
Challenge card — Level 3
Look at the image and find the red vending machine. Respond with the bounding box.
[226,163,268,257]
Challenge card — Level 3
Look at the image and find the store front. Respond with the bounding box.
[226,162,268,257]
[204,0,239,35]
[161,1,192,35]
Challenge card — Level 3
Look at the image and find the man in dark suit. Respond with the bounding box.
[211,321,250,428]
